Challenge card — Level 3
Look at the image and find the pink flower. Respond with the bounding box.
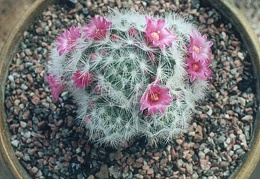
[56,25,81,56]
[83,17,112,40]
[72,70,93,88]
[140,85,173,115]
[94,85,102,93]
[188,30,213,61]
[128,27,138,37]
[145,17,176,50]
[83,115,92,123]
[45,74,64,101]
[186,57,213,82]
[89,53,97,61]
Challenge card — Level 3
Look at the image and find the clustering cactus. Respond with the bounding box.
[46,10,213,147]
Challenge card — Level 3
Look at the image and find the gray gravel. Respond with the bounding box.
[4,0,258,178]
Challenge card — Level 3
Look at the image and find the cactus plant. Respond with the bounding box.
[46,10,213,147]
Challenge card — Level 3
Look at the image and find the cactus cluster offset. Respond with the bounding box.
[46,10,213,147]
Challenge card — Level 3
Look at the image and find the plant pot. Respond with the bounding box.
[0,0,259,178]
[0,1,56,178]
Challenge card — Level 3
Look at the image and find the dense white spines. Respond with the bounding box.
[48,10,210,147]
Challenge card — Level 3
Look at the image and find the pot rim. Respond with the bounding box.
[0,0,55,178]
[207,0,260,179]
[0,0,259,178]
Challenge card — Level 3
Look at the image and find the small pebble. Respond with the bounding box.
[20,121,27,128]
[11,140,19,147]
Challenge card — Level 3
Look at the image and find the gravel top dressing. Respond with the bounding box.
[4,0,257,179]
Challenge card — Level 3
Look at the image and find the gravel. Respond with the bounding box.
[4,0,258,179]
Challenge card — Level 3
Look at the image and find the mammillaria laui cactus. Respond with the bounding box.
[46,10,213,147]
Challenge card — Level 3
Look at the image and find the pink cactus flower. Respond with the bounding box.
[45,74,64,101]
[186,57,213,82]
[128,27,138,37]
[94,85,102,93]
[188,30,213,61]
[145,17,176,50]
[89,53,97,61]
[56,25,81,56]
[83,17,112,40]
[72,70,93,89]
[83,115,92,123]
[140,85,173,115]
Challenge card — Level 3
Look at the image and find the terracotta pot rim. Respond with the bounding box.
[0,0,259,178]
